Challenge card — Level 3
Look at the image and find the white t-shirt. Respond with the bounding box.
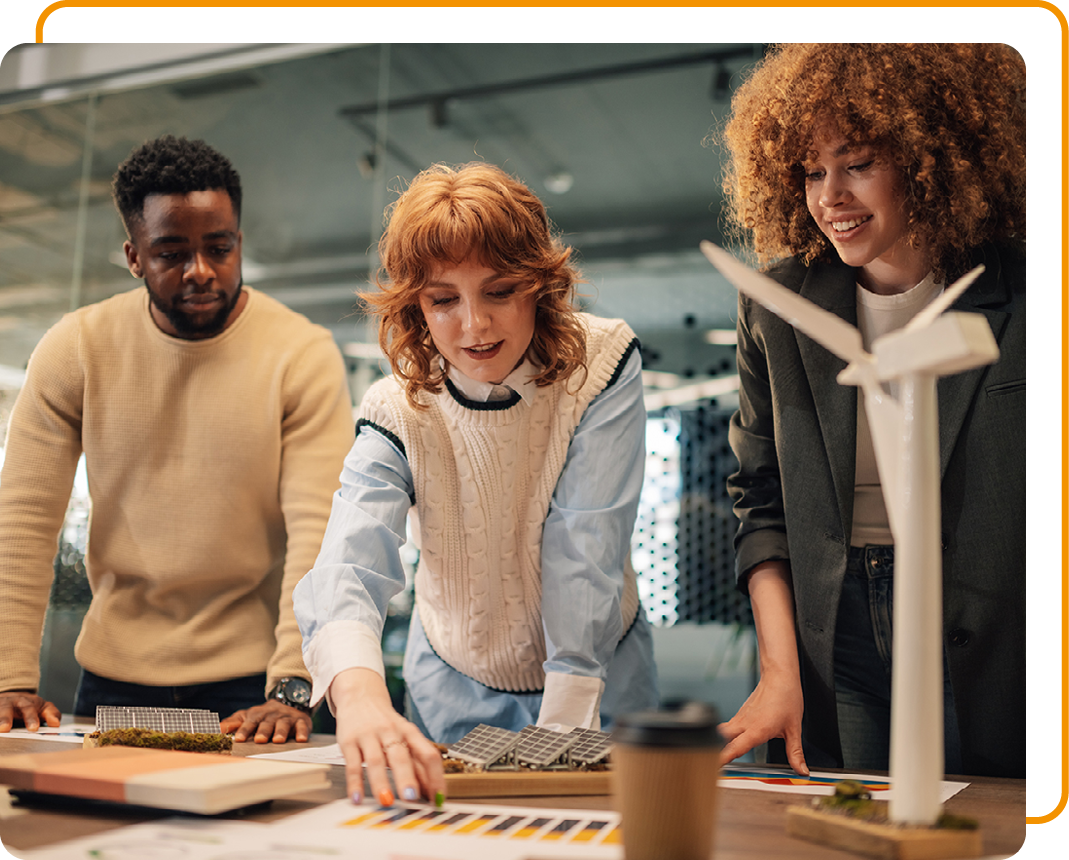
[851,272,943,547]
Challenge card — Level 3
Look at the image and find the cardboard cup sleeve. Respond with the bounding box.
[611,702,723,860]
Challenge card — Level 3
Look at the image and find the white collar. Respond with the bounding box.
[447,358,539,405]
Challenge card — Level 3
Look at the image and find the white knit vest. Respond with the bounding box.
[357,314,642,692]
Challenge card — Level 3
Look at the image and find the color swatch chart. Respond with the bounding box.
[339,802,622,846]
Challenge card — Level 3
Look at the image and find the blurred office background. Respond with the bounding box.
[0,43,763,732]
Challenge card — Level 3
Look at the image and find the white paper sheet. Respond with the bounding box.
[250,742,346,766]
[2,714,94,744]
[12,820,288,859]
[15,804,623,859]
[718,764,969,802]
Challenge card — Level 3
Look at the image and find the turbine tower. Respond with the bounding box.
[701,241,997,825]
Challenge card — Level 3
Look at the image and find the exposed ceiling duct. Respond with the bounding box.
[0,43,756,388]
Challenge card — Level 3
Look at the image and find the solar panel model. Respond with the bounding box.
[441,724,616,797]
[95,706,222,734]
[567,727,614,766]
[515,725,579,769]
[445,723,615,772]
[446,724,521,770]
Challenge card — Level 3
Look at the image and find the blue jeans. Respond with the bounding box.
[834,545,963,774]
[74,668,267,719]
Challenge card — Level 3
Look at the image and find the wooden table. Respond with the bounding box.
[0,734,1025,858]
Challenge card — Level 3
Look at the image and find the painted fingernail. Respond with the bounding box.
[378,788,395,807]
[402,787,417,802]
[435,791,445,808]
[351,791,363,804]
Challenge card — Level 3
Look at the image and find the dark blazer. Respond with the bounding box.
[727,243,1025,778]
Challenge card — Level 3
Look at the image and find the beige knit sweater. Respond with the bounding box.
[357,314,641,692]
[0,287,353,695]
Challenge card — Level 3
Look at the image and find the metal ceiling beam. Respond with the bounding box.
[0,44,356,113]
[339,46,763,121]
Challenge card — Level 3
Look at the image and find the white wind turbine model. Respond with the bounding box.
[701,241,997,825]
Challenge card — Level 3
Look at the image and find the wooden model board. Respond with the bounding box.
[0,746,330,815]
[443,768,611,798]
[786,805,983,860]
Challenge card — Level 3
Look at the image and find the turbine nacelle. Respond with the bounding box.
[839,312,999,386]
[699,240,998,546]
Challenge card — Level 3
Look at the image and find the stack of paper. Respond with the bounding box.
[0,746,330,814]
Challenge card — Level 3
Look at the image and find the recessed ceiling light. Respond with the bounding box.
[544,171,573,195]
[704,329,737,346]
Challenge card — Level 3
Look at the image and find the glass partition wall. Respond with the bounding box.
[0,42,759,720]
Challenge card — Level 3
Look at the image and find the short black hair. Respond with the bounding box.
[112,135,242,232]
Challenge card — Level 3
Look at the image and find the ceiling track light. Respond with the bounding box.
[710,63,733,101]
[357,153,377,177]
[429,99,449,129]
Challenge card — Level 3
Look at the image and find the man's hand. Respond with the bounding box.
[0,691,61,733]
[220,700,313,744]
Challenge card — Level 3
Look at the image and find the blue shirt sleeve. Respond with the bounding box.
[540,347,645,680]
[293,426,414,648]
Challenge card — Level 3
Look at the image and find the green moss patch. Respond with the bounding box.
[89,727,233,753]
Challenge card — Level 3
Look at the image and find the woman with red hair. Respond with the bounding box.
[295,162,658,806]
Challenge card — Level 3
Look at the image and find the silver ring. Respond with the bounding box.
[383,738,408,751]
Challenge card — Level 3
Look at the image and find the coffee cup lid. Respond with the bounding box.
[611,702,724,748]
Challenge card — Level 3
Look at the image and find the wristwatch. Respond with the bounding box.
[268,677,313,713]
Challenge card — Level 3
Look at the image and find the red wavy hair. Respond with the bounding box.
[362,162,587,407]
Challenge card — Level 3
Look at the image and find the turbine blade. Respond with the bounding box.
[701,241,868,365]
[904,265,985,333]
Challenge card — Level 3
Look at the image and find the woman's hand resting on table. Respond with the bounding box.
[718,560,809,777]
[330,667,445,806]
[718,668,808,776]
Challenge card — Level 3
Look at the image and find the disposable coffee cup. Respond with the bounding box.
[611,702,723,860]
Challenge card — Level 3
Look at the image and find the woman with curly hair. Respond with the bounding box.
[294,162,658,805]
[716,44,1025,779]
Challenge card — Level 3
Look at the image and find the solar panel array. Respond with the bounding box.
[95,706,221,734]
[447,723,615,770]
[515,725,577,767]
[567,727,614,765]
[447,723,520,767]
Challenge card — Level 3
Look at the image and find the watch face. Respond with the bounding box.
[282,678,311,706]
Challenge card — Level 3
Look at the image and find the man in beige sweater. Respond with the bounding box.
[0,136,353,743]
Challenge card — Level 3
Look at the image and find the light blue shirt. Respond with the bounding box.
[294,348,658,743]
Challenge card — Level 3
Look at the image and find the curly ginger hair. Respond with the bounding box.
[720,43,1025,282]
[362,162,587,408]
